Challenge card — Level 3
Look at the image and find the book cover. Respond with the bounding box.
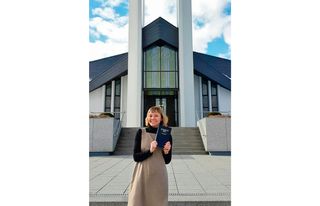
[155,124,172,148]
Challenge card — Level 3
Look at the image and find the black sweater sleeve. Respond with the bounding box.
[133,129,153,162]
[162,135,173,164]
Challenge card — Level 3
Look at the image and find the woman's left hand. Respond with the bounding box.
[163,141,171,154]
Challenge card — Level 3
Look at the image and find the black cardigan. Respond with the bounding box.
[133,126,172,164]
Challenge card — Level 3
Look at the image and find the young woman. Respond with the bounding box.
[127,106,172,206]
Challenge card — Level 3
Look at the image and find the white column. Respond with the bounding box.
[208,80,212,112]
[110,80,115,113]
[127,0,143,127]
[177,0,196,127]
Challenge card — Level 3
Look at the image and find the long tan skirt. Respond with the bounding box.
[127,128,168,206]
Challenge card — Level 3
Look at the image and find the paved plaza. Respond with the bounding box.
[90,155,231,204]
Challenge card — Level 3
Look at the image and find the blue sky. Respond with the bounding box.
[89,0,231,61]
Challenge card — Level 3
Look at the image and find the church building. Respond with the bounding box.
[89,0,231,127]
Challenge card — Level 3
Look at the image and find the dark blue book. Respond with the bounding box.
[155,125,172,148]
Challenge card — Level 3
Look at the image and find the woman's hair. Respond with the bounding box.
[145,106,169,127]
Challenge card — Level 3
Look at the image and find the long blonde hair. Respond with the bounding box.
[145,106,169,127]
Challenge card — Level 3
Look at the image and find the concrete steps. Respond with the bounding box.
[113,127,208,155]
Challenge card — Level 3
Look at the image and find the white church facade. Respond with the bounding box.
[89,0,231,127]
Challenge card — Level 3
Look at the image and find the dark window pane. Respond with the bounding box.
[211,96,218,107]
[202,83,208,95]
[114,96,120,107]
[211,85,217,95]
[203,96,208,107]
[115,81,121,95]
[105,96,111,107]
[106,84,112,95]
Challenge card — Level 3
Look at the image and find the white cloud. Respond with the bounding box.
[96,0,127,8]
[89,40,128,61]
[89,2,128,61]
[223,22,231,45]
[92,7,117,20]
[89,0,231,60]
[144,0,177,26]
[192,0,231,53]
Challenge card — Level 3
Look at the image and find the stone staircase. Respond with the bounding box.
[113,127,207,155]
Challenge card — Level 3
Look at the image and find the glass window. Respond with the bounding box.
[161,72,176,88]
[212,96,218,107]
[106,84,111,95]
[161,46,176,71]
[202,79,209,117]
[145,71,160,88]
[115,80,121,95]
[105,83,112,112]
[211,82,218,111]
[145,47,160,71]
[144,45,178,89]
[114,79,121,119]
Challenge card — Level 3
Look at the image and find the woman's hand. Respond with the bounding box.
[163,141,171,154]
[150,140,158,153]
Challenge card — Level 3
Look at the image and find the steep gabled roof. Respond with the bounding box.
[142,17,178,49]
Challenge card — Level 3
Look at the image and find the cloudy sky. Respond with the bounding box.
[89,0,231,61]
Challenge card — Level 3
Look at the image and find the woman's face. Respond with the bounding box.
[147,111,162,128]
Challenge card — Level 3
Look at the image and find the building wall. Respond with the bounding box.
[89,85,105,112]
[194,75,201,121]
[218,85,231,114]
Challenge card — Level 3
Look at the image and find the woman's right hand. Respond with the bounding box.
[150,140,158,153]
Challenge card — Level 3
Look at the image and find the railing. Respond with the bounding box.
[112,112,126,144]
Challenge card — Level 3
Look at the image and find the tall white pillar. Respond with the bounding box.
[177,0,196,127]
[127,0,143,127]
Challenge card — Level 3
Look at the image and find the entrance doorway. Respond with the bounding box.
[144,92,178,126]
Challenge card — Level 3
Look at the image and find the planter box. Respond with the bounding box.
[89,117,120,152]
[197,116,231,152]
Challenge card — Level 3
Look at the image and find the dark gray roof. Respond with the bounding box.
[89,53,127,92]
[89,52,231,92]
[193,52,231,90]
[142,17,178,49]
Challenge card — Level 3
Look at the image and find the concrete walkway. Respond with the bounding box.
[90,155,231,205]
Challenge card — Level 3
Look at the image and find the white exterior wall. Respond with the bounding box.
[194,75,201,122]
[120,75,128,127]
[127,0,143,127]
[218,85,231,114]
[177,0,196,127]
[89,85,105,112]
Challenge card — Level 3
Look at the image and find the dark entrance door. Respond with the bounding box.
[144,94,178,127]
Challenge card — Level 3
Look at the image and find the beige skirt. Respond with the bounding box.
[127,128,168,206]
